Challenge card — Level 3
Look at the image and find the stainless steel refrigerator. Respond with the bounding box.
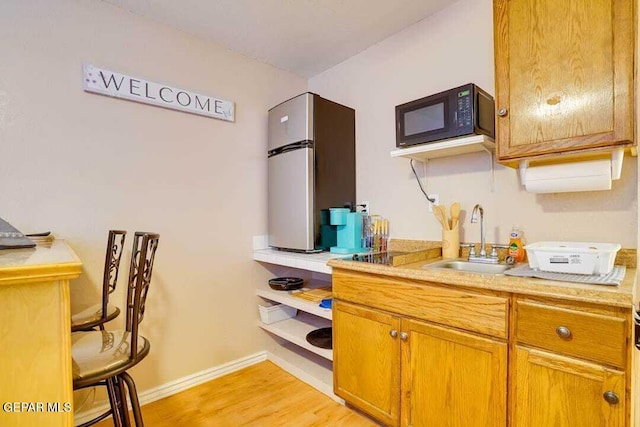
[268,92,355,252]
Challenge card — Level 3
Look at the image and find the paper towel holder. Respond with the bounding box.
[518,148,625,187]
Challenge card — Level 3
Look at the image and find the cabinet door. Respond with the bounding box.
[494,0,634,160]
[333,300,401,426]
[513,346,626,427]
[400,319,507,427]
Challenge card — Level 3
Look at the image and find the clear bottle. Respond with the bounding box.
[508,226,525,263]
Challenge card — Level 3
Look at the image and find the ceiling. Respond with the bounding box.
[102,0,455,77]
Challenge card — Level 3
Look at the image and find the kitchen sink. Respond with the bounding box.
[424,259,511,275]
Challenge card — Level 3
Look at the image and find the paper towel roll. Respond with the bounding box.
[524,159,612,193]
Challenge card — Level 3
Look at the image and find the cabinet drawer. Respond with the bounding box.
[332,269,508,339]
[515,301,627,368]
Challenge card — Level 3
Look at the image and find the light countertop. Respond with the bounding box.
[328,256,638,308]
[253,248,343,274]
[0,239,82,285]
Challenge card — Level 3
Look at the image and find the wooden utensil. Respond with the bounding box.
[450,202,460,229]
[441,205,451,230]
[433,205,449,230]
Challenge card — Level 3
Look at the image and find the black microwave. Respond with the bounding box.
[395,83,495,148]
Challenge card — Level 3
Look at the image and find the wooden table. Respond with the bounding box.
[0,240,82,426]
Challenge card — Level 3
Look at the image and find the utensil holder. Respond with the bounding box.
[442,226,460,259]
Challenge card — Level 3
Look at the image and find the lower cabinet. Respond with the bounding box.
[401,319,507,427]
[334,300,508,427]
[513,346,626,427]
[333,301,401,426]
[332,269,635,426]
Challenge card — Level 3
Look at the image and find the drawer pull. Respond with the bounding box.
[400,332,408,341]
[556,326,572,339]
[389,329,398,338]
[603,391,620,405]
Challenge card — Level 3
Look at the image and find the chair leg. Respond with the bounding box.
[114,375,131,426]
[75,381,122,427]
[119,372,144,427]
[105,378,123,427]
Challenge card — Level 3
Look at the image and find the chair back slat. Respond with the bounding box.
[124,232,160,361]
[101,230,127,321]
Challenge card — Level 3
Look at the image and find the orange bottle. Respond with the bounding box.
[508,227,525,263]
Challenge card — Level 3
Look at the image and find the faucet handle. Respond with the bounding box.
[460,243,476,258]
[490,244,509,259]
[491,244,510,249]
[459,243,476,257]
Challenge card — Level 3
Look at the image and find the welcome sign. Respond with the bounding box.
[82,64,234,122]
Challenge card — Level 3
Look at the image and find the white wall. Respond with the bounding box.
[310,0,638,247]
[0,0,306,394]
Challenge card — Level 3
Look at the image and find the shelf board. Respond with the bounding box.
[257,284,332,320]
[390,134,495,162]
[258,311,333,361]
[266,342,340,403]
[253,248,344,274]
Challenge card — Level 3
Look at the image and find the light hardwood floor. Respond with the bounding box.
[94,361,379,426]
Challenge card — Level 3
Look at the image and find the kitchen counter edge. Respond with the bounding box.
[327,257,638,308]
[0,240,83,285]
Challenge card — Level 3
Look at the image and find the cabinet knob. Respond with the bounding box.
[603,391,620,405]
[556,326,572,339]
[400,332,408,341]
[498,108,508,117]
[389,329,398,338]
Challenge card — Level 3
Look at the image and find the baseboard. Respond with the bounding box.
[266,351,344,404]
[74,351,267,426]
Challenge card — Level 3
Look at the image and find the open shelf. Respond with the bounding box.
[257,284,332,320]
[390,134,495,162]
[258,311,332,360]
[266,341,340,402]
[253,248,344,274]
[253,237,337,401]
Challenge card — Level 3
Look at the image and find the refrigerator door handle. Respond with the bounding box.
[268,140,314,158]
[634,308,640,350]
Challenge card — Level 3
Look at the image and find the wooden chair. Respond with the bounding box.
[72,232,160,426]
[71,230,127,332]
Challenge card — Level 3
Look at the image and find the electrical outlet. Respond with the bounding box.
[361,201,370,214]
[428,194,439,212]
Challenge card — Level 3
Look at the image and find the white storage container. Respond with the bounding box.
[524,241,621,276]
[258,301,297,324]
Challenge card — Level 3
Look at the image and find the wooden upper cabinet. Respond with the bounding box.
[494,0,635,161]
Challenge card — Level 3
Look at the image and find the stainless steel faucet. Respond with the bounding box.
[466,204,509,264]
[470,204,486,258]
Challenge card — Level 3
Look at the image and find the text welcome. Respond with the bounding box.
[82,64,234,122]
